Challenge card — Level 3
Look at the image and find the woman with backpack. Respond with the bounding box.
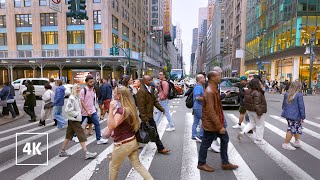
[238,79,267,145]
[281,80,305,150]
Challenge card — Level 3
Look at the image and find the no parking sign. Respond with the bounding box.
[49,0,62,12]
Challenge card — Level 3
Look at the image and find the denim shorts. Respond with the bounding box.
[287,119,303,135]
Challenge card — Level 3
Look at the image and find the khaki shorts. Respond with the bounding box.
[65,120,87,142]
[239,106,247,114]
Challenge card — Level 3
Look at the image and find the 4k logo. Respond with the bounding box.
[16,133,48,166]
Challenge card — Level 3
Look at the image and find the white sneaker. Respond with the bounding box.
[72,136,79,143]
[254,140,266,145]
[97,138,109,145]
[232,124,242,129]
[194,137,202,143]
[291,140,302,148]
[165,127,176,132]
[210,142,220,153]
[85,151,97,160]
[282,143,296,150]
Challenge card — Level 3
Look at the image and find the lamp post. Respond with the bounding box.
[114,42,131,76]
[299,24,319,94]
[256,29,267,78]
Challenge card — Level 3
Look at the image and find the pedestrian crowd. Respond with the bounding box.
[0,65,308,178]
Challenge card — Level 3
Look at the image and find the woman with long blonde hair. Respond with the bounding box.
[281,80,306,150]
[107,86,153,180]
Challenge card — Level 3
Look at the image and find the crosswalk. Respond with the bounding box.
[0,99,320,180]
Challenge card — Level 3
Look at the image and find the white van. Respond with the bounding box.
[18,78,49,98]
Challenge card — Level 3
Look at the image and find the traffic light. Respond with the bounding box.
[66,0,76,17]
[114,47,119,55]
[76,0,89,20]
[229,45,233,54]
[224,46,227,54]
[109,47,114,55]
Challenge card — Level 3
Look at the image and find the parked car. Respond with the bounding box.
[220,78,240,107]
[224,77,240,86]
[12,79,25,90]
[19,78,50,98]
[186,79,196,88]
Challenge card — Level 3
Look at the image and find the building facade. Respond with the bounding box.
[0,0,152,83]
[245,0,320,84]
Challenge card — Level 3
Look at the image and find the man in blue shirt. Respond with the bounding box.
[192,74,205,142]
[100,78,112,119]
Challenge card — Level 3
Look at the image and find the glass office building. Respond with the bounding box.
[245,0,320,83]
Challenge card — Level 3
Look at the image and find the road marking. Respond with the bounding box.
[0,121,40,135]
[228,142,258,180]
[270,115,320,140]
[227,114,316,180]
[0,119,108,173]
[125,111,175,180]
[0,122,54,143]
[16,127,109,180]
[180,113,200,180]
[69,144,114,180]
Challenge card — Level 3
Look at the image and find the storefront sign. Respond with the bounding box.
[72,70,100,84]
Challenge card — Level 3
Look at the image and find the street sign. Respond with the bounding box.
[49,0,62,12]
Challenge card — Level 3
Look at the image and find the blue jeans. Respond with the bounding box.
[192,109,204,139]
[198,130,230,165]
[82,112,102,140]
[154,99,174,128]
[54,106,66,128]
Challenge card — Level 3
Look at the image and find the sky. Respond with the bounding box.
[172,0,208,75]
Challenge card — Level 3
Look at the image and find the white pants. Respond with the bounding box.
[243,111,265,141]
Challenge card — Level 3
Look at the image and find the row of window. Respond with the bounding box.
[6,0,101,8]
[0,31,95,45]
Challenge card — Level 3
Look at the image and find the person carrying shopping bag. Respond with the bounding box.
[39,83,55,126]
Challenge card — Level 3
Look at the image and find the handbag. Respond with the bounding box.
[44,102,54,109]
[5,91,14,104]
[136,121,158,144]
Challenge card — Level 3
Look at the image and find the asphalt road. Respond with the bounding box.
[0,93,319,180]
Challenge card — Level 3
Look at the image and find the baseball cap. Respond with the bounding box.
[239,76,247,81]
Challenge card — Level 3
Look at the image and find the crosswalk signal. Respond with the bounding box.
[66,0,76,17]
[109,47,114,55]
[76,0,89,20]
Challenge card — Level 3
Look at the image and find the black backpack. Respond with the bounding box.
[161,80,177,100]
[185,89,194,109]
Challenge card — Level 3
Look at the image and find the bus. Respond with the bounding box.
[170,69,184,81]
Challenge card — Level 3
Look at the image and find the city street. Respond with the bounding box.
[0,93,319,180]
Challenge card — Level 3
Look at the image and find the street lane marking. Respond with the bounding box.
[0,119,108,173]
[228,142,258,180]
[69,144,114,180]
[125,111,175,180]
[16,127,109,180]
[0,121,39,135]
[180,113,200,180]
[270,115,320,140]
[227,114,316,180]
[0,122,54,143]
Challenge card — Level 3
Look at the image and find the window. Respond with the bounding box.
[40,13,57,26]
[93,11,101,24]
[39,0,47,6]
[41,32,58,44]
[94,30,101,43]
[112,33,118,46]
[152,0,158,4]
[17,32,32,45]
[122,40,129,49]
[14,0,21,7]
[0,15,6,28]
[152,19,158,26]
[122,24,129,37]
[67,17,85,25]
[0,33,7,45]
[16,14,32,27]
[93,0,101,2]
[112,16,118,30]
[67,31,85,44]
[152,6,158,11]
[24,0,31,7]
[132,31,136,43]
[112,0,118,11]
[0,0,5,9]
[152,13,158,18]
